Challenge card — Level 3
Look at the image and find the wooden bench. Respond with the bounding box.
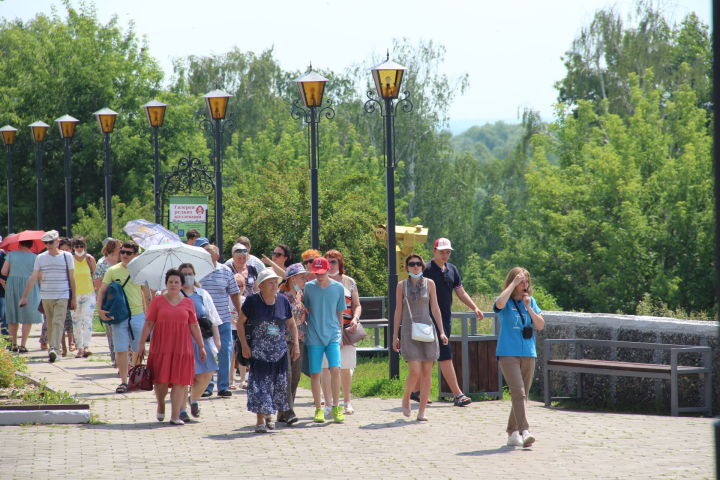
[358,296,388,352]
[542,339,713,416]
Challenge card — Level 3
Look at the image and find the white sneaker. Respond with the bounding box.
[324,405,332,417]
[521,430,535,447]
[507,431,523,447]
[343,402,354,414]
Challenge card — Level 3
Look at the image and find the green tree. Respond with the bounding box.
[0,2,164,232]
[556,4,710,117]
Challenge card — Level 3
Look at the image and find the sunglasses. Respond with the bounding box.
[328,259,339,264]
[407,261,423,267]
[233,249,248,254]
[303,259,315,265]
[119,250,134,256]
[271,251,284,257]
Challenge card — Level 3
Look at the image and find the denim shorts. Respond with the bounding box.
[111,312,145,353]
[307,342,341,374]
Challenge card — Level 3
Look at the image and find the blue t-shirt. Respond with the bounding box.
[494,296,542,357]
[302,279,345,346]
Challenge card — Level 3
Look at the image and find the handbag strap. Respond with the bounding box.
[511,298,532,327]
[403,281,415,324]
[63,252,71,296]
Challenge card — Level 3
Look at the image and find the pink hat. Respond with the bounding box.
[433,237,453,250]
[310,257,330,274]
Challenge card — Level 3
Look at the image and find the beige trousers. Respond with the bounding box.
[498,356,535,434]
[42,298,69,353]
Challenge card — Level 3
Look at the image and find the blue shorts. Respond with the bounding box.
[307,342,341,374]
[111,312,145,353]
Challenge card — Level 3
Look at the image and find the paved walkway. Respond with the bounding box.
[2,340,716,479]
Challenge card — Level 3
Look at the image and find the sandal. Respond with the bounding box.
[453,394,472,407]
[83,350,92,358]
[17,346,28,354]
[40,343,48,351]
[228,384,238,390]
[115,383,128,394]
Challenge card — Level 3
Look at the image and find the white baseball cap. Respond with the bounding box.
[433,237,453,250]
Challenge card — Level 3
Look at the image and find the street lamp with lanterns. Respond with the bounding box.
[203,89,231,254]
[93,108,118,237]
[55,114,79,237]
[292,67,335,250]
[29,121,49,230]
[364,54,413,378]
[0,125,18,234]
[142,99,167,225]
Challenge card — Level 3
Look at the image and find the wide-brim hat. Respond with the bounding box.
[256,267,280,286]
[285,263,307,278]
[41,230,59,242]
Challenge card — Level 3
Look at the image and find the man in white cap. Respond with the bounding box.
[19,230,76,363]
[418,237,483,407]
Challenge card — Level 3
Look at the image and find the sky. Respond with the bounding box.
[1,0,712,133]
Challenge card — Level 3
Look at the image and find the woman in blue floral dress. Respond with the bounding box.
[238,268,300,433]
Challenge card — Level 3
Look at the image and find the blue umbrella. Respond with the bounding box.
[122,219,181,249]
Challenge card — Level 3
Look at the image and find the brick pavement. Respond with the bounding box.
[1,339,715,479]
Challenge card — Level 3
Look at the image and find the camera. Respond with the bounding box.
[522,326,533,339]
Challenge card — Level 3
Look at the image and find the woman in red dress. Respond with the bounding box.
[136,269,206,425]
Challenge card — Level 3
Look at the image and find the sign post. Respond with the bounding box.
[168,195,208,239]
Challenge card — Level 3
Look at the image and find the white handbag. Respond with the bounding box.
[405,281,435,343]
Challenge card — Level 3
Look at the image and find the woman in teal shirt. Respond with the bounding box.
[493,267,545,448]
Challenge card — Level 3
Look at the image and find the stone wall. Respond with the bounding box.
[535,312,718,415]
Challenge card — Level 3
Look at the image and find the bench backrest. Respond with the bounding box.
[359,296,385,320]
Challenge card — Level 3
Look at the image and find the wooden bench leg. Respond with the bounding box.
[670,367,678,417]
[543,365,550,406]
[704,352,712,417]
[577,372,583,401]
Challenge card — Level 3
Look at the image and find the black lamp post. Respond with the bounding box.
[93,108,118,237]
[292,68,335,250]
[0,125,18,234]
[203,89,231,253]
[364,54,413,378]
[142,100,167,225]
[29,121,49,230]
[55,114,79,237]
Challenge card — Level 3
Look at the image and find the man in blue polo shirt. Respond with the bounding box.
[420,237,483,407]
[200,244,241,397]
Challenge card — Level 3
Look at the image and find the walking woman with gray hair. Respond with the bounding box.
[493,267,545,448]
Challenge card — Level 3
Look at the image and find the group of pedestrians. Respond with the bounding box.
[1,229,546,447]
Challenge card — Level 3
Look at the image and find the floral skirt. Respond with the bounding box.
[247,353,289,414]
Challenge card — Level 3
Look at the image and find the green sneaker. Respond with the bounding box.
[313,407,325,423]
[332,405,345,423]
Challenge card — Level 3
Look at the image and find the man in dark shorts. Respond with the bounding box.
[417,237,483,407]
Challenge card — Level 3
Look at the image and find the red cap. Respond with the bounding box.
[311,257,330,274]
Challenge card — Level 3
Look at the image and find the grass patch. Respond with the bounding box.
[0,337,77,406]
[93,315,107,333]
[297,355,438,399]
[297,354,504,402]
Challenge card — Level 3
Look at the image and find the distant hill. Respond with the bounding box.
[451,121,523,162]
